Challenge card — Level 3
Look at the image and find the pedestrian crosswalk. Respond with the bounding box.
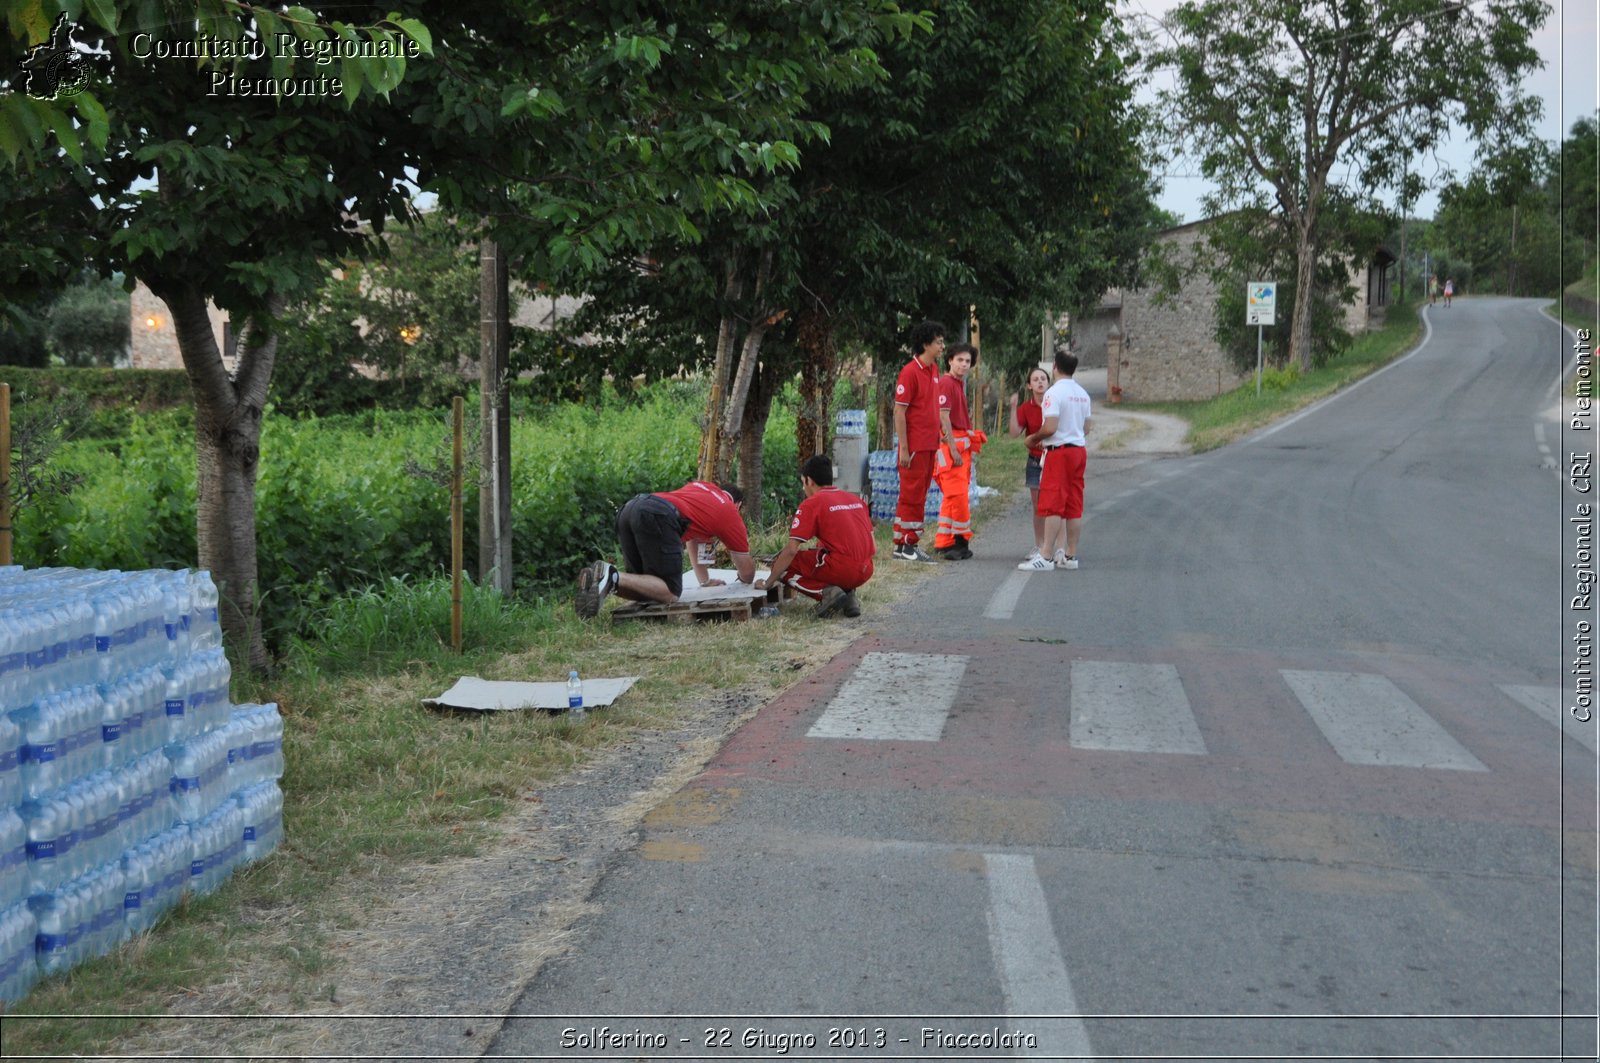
[1280,669,1486,771]
[806,651,969,741]
[805,651,1583,775]
[1069,660,1207,755]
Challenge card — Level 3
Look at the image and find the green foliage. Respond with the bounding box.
[17,382,809,649]
[44,276,128,366]
[1430,134,1593,298]
[1148,0,1549,366]
[1199,209,1360,372]
[0,317,48,367]
[1563,117,1599,251]
[274,215,482,415]
[0,365,191,436]
[1256,364,1299,392]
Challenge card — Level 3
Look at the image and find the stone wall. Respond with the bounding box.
[129,282,230,371]
[1116,223,1249,401]
[1070,305,1117,369]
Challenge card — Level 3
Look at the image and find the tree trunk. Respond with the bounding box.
[736,357,783,529]
[699,261,743,481]
[794,299,836,460]
[1290,224,1320,371]
[715,320,770,481]
[714,248,777,481]
[160,281,276,673]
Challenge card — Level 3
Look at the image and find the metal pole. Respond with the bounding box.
[1255,325,1264,398]
[451,395,464,653]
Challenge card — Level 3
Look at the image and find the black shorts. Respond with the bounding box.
[617,494,690,597]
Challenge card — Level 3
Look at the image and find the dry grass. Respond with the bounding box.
[4,501,962,1059]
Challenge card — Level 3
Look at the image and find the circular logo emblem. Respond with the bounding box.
[895,384,905,396]
[48,51,89,97]
[790,515,800,530]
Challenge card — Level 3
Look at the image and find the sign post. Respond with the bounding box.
[1247,281,1277,396]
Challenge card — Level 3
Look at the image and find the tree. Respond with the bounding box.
[45,276,129,366]
[274,212,481,410]
[5,0,906,668]
[1561,116,1598,259]
[1433,148,1588,298]
[534,0,1156,521]
[1149,0,1549,370]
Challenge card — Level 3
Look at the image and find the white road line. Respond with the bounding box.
[806,651,968,741]
[1500,684,1597,754]
[1282,670,1487,771]
[1070,660,1207,755]
[984,853,1096,1060]
[984,571,1031,620]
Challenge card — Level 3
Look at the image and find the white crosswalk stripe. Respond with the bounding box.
[1499,684,1597,753]
[1069,660,1207,755]
[1282,669,1487,771]
[807,651,968,741]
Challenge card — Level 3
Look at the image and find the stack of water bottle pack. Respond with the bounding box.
[867,442,943,524]
[0,566,285,1004]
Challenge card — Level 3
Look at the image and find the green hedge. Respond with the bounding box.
[16,384,806,647]
[1,367,193,438]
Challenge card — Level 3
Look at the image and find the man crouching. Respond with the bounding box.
[755,455,875,618]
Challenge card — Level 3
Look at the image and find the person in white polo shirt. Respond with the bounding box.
[1018,346,1092,571]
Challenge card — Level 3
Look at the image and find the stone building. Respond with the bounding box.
[129,279,584,373]
[1077,218,1397,403]
[129,281,234,371]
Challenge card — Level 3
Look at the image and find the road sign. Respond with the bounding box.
[1247,281,1277,326]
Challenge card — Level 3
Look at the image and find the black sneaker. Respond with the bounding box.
[841,590,861,618]
[894,543,937,563]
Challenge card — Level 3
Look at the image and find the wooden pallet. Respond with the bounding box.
[610,594,765,624]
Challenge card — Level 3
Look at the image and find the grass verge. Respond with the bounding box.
[1121,301,1424,453]
[1,490,1007,1056]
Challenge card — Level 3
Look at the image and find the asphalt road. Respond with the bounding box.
[492,298,1596,1061]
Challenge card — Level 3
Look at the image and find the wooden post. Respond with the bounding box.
[451,395,464,653]
[0,384,10,566]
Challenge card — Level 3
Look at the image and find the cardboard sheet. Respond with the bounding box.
[424,675,639,713]
[675,568,772,603]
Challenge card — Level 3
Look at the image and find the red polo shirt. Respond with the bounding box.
[894,355,944,451]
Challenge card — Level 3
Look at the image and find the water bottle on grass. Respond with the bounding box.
[567,671,585,721]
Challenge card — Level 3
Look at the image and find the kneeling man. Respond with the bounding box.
[756,455,875,618]
[575,479,756,618]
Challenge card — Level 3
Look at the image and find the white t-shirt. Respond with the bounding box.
[1039,377,1091,447]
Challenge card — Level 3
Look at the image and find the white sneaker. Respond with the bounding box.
[1055,553,1079,570]
[1017,554,1054,572]
[1022,549,1043,563]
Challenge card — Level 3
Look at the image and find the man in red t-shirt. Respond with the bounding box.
[891,319,958,562]
[757,455,874,618]
[575,480,756,617]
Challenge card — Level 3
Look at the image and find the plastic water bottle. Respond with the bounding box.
[0,901,38,1003]
[0,809,26,912]
[0,710,19,808]
[191,572,221,652]
[566,670,585,720]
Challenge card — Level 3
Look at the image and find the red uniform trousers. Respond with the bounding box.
[893,449,936,546]
[777,548,874,599]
